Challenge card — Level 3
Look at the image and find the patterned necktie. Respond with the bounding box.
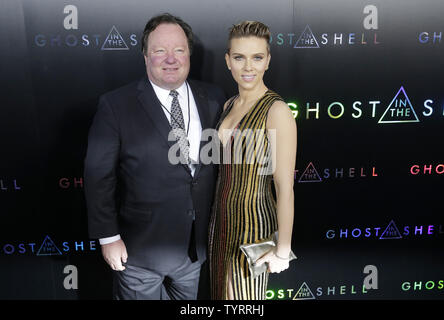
[169,90,190,165]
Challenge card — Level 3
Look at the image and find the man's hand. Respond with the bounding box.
[101,239,128,271]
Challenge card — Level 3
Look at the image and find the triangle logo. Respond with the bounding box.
[378,86,419,123]
[379,220,403,239]
[288,103,298,119]
[101,26,129,50]
[293,282,316,300]
[298,162,322,183]
[294,25,320,48]
[36,235,63,256]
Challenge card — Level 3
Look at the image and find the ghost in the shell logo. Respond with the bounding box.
[287,86,444,123]
[0,178,21,191]
[292,282,316,300]
[410,164,444,175]
[401,280,444,292]
[0,235,98,255]
[59,177,83,189]
[34,5,138,49]
[37,235,63,256]
[294,162,378,183]
[266,266,378,300]
[294,25,319,48]
[418,31,442,44]
[101,26,130,50]
[378,87,419,123]
[271,5,380,47]
[325,220,444,240]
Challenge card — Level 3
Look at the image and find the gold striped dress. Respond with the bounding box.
[208,90,282,300]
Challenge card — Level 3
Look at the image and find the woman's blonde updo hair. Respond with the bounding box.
[227,20,271,54]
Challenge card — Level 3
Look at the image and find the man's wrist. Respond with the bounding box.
[99,234,121,245]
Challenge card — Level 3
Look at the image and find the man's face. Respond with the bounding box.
[144,23,190,90]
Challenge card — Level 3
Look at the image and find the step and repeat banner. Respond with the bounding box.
[0,0,443,300]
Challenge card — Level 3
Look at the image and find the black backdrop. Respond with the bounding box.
[1,0,443,300]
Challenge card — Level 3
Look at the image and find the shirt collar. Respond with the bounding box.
[149,79,188,105]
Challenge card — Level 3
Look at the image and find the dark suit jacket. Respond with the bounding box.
[84,77,225,272]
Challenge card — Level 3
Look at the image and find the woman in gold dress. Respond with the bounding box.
[208,21,297,300]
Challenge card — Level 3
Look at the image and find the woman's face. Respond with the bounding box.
[225,36,270,91]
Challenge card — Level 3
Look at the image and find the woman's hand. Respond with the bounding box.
[255,249,290,273]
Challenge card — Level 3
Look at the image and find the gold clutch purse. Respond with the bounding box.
[239,232,297,279]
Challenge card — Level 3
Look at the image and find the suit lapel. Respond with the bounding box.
[189,80,211,132]
[188,80,211,178]
[137,78,174,148]
[136,77,192,176]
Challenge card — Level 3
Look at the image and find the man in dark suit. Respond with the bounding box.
[84,13,225,300]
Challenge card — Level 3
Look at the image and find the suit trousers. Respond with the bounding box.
[112,255,201,300]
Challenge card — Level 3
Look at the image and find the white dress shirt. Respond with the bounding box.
[150,80,202,170]
[99,80,202,245]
